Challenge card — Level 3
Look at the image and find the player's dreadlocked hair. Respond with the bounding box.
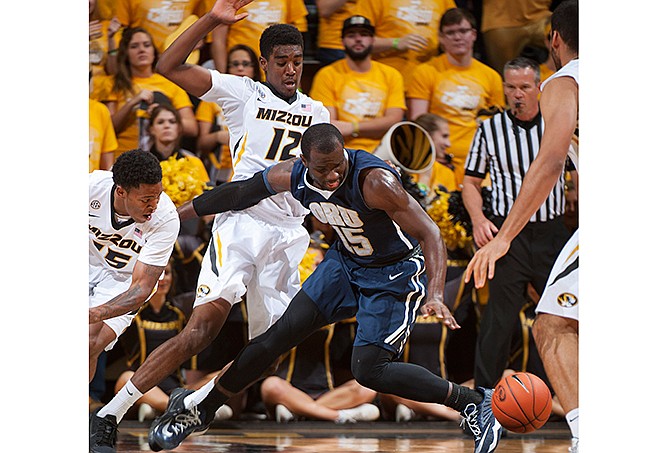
[113,149,163,190]
[259,23,304,59]
[301,123,344,160]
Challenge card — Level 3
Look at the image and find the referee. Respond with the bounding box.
[462,56,576,389]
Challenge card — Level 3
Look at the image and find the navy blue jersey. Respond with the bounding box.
[290,148,420,267]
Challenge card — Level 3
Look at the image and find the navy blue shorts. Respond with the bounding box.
[301,247,427,357]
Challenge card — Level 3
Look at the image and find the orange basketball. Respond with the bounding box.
[491,372,552,433]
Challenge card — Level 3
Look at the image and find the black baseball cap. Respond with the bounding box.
[341,15,375,37]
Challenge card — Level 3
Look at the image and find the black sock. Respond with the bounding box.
[444,383,483,413]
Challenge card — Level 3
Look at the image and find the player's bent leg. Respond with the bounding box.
[351,344,501,452]
[90,300,231,453]
[147,290,329,451]
[533,313,579,413]
[89,322,116,382]
[132,299,231,392]
[350,344,452,402]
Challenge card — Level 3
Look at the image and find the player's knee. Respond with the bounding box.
[533,314,566,350]
[89,324,114,357]
[532,314,549,347]
[350,346,390,391]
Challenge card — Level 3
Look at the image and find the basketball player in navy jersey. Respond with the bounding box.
[148,123,503,453]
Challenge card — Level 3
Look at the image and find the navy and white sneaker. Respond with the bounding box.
[147,388,213,451]
[460,387,503,453]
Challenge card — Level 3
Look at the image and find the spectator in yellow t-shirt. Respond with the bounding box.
[407,8,504,189]
[89,71,118,172]
[310,16,405,153]
[356,0,456,87]
[89,0,122,99]
[480,0,552,75]
[96,27,198,161]
[314,0,359,67]
[115,0,223,58]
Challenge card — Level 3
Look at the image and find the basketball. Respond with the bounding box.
[491,372,552,433]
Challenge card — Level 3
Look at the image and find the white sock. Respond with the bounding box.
[97,380,143,423]
[183,377,216,409]
[566,407,579,440]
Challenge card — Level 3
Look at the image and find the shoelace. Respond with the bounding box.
[97,417,117,446]
[171,406,203,434]
[460,403,482,440]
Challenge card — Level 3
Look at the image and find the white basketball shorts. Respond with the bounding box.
[89,266,135,351]
[193,210,309,339]
[536,229,579,321]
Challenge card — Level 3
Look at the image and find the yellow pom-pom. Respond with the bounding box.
[160,155,210,207]
[425,190,473,252]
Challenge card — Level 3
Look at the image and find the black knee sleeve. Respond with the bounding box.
[218,290,329,393]
[350,344,394,391]
[351,344,451,403]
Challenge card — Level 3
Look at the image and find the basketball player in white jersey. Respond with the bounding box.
[89,149,179,382]
[90,1,330,451]
[464,1,579,451]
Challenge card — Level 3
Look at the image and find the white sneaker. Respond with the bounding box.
[215,404,233,421]
[275,404,294,423]
[568,437,579,453]
[138,403,156,422]
[336,403,380,423]
[395,403,415,422]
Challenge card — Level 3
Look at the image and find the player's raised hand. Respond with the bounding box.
[421,300,460,330]
[464,236,510,288]
[210,0,254,25]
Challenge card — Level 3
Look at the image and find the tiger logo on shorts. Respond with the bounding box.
[196,284,211,298]
[556,293,577,308]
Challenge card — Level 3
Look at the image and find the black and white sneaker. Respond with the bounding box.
[89,409,118,453]
[147,388,213,451]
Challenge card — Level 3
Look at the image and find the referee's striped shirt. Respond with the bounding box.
[464,110,573,222]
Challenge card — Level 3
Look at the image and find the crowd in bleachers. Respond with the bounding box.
[89,0,576,425]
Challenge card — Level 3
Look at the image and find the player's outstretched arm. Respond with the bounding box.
[156,0,253,97]
[464,77,577,289]
[89,262,166,324]
[362,168,460,330]
[177,159,296,221]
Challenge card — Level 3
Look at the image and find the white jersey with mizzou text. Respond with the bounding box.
[202,71,330,221]
[541,58,579,172]
[89,170,179,281]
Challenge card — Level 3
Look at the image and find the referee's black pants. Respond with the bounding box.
[473,216,571,388]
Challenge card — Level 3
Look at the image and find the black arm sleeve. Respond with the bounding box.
[192,170,276,217]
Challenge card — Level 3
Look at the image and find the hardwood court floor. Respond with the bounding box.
[115,420,571,452]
